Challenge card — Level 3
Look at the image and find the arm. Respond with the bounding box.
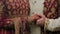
[44,18,60,31]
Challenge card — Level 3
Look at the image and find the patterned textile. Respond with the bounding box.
[0,0,30,34]
[43,0,58,19]
[57,0,60,17]
[1,0,30,18]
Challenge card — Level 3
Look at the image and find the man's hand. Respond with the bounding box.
[36,14,46,26]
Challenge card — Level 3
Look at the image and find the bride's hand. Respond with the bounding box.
[30,14,40,21]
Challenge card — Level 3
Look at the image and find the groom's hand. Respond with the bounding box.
[36,14,46,26]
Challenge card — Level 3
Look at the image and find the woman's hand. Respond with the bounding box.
[30,14,40,21]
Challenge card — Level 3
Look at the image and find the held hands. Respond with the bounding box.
[30,14,46,26]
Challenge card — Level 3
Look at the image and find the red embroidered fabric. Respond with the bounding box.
[0,0,30,34]
[58,0,60,17]
[43,0,58,19]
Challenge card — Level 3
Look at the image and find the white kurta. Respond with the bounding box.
[45,18,60,31]
[29,0,44,34]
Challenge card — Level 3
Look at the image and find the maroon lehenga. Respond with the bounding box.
[0,0,30,34]
[43,0,58,19]
[57,0,60,17]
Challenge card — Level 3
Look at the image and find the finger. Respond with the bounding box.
[37,19,44,24]
[35,14,46,18]
[36,15,46,25]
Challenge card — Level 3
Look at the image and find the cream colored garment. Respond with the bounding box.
[29,0,44,16]
[45,18,60,31]
[29,0,44,34]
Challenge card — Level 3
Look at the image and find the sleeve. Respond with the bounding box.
[44,18,60,31]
